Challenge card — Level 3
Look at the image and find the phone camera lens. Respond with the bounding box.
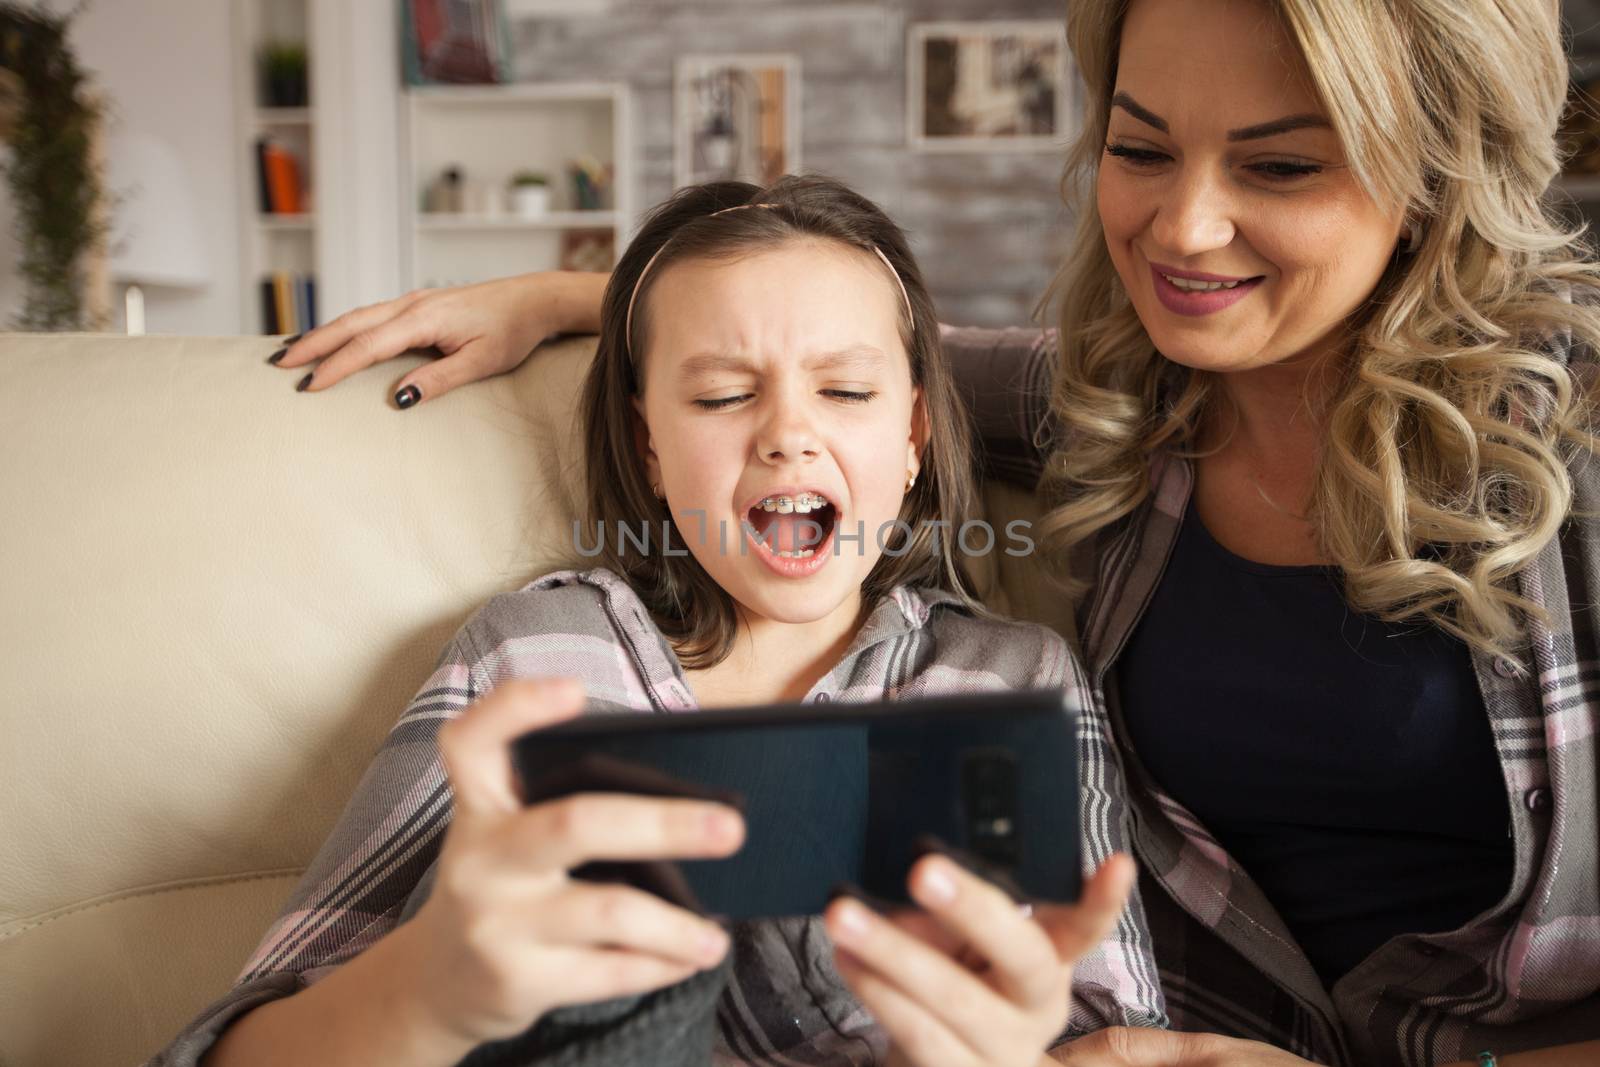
[961,749,1020,867]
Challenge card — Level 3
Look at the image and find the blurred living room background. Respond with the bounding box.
[5,0,1600,339]
[0,0,1083,338]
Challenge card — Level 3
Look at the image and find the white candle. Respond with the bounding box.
[124,284,145,336]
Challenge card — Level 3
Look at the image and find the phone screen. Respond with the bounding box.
[512,690,1079,919]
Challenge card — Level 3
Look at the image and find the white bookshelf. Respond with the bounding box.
[401,83,633,290]
[232,0,317,335]
[255,107,312,127]
[415,211,621,230]
[258,214,316,229]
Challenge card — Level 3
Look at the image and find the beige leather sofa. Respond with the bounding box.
[0,331,1071,1067]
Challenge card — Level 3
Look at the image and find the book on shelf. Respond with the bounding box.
[254,136,305,215]
[258,272,319,334]
[273,273,291,332]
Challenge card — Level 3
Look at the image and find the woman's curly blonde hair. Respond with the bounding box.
[1039,0,1600,663]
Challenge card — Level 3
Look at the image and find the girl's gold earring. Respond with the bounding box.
[905,471,917,493]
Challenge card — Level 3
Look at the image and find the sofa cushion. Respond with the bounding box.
[0,331,1062,1066]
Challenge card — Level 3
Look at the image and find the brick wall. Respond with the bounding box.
[507,0,1073,328]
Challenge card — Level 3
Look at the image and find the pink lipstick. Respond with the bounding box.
[1149,263,1264,317]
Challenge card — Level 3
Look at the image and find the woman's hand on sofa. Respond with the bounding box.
[268,271,609,407]
[406,676,744,1047]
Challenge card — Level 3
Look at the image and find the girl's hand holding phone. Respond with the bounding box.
[402,677,746,1048]
[824,851,1137,1067]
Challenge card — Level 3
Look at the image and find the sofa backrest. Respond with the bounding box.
[0,332,1070,1066]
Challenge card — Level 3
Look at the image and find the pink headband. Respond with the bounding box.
[622,202,915,362]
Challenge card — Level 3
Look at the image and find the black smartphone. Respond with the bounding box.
[509,689,1080,921]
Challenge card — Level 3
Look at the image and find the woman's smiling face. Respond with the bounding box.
[1098,0,1405,373]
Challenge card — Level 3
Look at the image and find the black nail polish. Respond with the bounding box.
[267,347,287,365]
[296,372,313,392]
[281,332,302,346]
[395,384,422,409]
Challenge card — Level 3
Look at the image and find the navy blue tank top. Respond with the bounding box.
[1117,495,1515,985]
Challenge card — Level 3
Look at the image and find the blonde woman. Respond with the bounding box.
[272,0,1600,1064]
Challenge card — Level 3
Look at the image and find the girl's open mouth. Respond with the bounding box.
[744,492,839,577]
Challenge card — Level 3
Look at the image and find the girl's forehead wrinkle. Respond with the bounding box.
[675,350,902,388]
[674,345,890,381]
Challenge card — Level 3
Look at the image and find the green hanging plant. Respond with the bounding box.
[0,0,109,331]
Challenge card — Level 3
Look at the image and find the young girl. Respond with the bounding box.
[149,176,1165,1067]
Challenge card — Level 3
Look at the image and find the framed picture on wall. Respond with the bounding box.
[907,21,1072,153]
[402,0,512,85]
[674,54,801,189]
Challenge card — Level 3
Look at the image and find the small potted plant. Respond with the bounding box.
[508,170,550,217]
[261,41,308,108]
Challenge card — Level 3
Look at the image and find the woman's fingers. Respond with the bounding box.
[387,337,515,408]
[834,946,979,1067]
[824,892,1017,1050]
[270,288,505,400]
[272,276,554,405]
[297,311,447,393]
[510,791,745,870]
[271,290,426,371]
[533,881,731,969]
[903,854,1063,1008]
[1050,1025,1196,1066]
[437,678,588,817]
[1033,854,1137,965]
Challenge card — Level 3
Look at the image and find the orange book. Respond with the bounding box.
[263,142,303,215]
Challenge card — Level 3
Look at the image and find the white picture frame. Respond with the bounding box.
[907,20,1073,154]
[674,53,802,189]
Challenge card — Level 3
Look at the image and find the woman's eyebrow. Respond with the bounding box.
[1226,114,1332,141]
[1110,90,1331,141]
[1111,91,1169,132]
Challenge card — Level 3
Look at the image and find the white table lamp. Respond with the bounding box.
[106,131,209,334]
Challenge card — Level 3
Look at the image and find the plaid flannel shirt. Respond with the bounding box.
[147,568,1167,1067]
[944,322,1600,1066]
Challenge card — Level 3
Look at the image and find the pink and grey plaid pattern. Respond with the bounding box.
[147,567,1165,1066]
[947,323,1600,1067]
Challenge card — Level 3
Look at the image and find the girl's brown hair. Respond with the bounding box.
[580,174,981,668]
